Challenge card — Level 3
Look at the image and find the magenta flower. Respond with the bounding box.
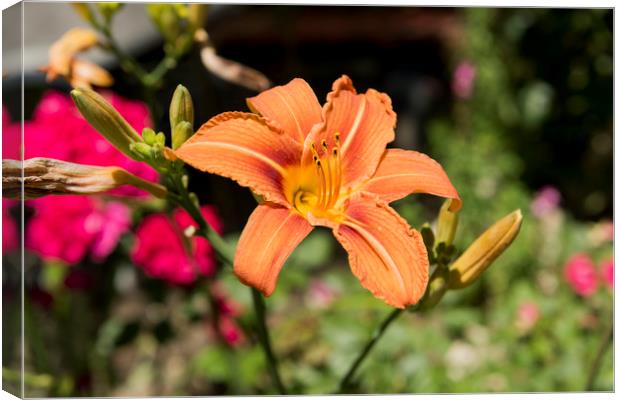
[213,289,245,347]
[531,185,561,219]
[26,196,131,264]
[452,61,476,100]
[131,206,223,285]
[23,90,158,196]
[600,258,613,289]
[564,253,598,297]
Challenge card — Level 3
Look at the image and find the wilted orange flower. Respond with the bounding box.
[40,27,113,89]
[176,76,460,308]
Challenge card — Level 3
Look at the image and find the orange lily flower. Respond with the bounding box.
[176,76,460,308]
[40,28,113,89]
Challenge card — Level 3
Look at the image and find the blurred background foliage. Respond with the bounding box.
[2,5,613,396]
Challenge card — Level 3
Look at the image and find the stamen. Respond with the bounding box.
[323,148,332,209]
[315,158,327,208]
[327,147,340,208]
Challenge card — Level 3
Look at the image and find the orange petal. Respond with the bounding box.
[71,59,114,88]
[302,75,396,189]
[234,204,314,296]
[363,149,461,211]
[49,28,99,76]
[333,192,429,308]
[247,78,322,143]
[175,112,302,206]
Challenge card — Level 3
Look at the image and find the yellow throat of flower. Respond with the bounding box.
[285,133,345,222]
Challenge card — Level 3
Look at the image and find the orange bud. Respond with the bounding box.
[448,210,523,289]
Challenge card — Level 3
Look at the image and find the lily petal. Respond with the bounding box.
[175,112,302,206]
[333,193,429,308]
[234,204,314,296]
[247,78,322,143]
[363,149,461,211]
[303,75,397,189]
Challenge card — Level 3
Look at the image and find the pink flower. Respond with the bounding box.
[219,317,245,347]
[452,61,476,100]
[212,289,245,347]
[3,200,18,253]
[26,196,131,264]
[531,186,561,218]
[564,253,598,296]
[600,259,613,289]
[23,91,158,197]
[131,206,223,285]
[516,302,540,333]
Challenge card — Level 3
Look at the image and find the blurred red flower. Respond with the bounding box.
[600,258,613,289]
[564,253,598,297]
[26,195,131,264]
[131,206,223,285]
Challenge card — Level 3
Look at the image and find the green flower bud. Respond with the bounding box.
[172,121,194,150]
[130,142,153,160]
[142,128,157,145]
[71,89,142,159]
[155,132,166,146]
[169,84,194,131]
[448,209,523,289]
[436,198,459,247]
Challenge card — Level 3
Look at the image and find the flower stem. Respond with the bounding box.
[337,308,403,393]
[165,171,286,393]
[251,288,287,394]
[585,322,613,391]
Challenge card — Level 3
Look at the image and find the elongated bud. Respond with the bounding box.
[448,209,523,289]
[172,121,194,150]
[3,158,166,199]
[71,89,143,159]
[436,198,459,246]
[169,84,194,131]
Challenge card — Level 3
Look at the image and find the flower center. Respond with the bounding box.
[284,133,344,220]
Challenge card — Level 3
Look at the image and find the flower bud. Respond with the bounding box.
[130,142,153,160]
[3,158,166,199]
[436,198,459,246]
[448,209,523,289]
[142,128,157,145]
[172,121,194,150]
[71,88,143,159]
[169,84,194,131]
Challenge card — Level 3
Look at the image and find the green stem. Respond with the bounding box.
[585,322,613,391]
[251,288,287,394]
[337,308,403,393]
[165,173,285,393]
